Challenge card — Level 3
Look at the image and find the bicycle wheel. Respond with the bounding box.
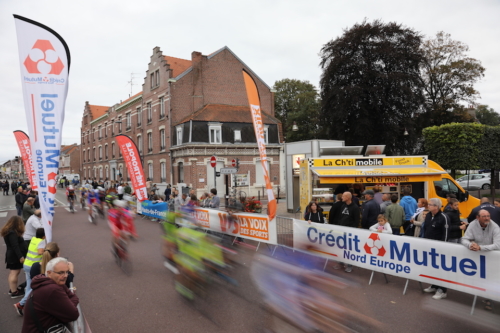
[92,206,98,225]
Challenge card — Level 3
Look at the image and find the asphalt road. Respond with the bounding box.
[0,187,499,332]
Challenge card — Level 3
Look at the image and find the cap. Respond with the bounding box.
[363,189,375,196]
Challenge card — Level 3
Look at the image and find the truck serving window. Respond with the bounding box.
[434,178,459,198]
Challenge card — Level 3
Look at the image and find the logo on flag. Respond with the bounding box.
[24,40,64,75]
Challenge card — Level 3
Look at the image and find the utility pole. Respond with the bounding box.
[127,73,141,97]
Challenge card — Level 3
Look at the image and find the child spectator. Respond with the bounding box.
[369,214,393,234]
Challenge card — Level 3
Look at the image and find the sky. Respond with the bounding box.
[1,0,499,164]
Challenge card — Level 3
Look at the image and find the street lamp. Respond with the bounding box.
[292,121,299,131]
[404,128,409,136]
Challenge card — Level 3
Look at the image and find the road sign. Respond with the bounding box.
[231,159,237,167]
[210,155,217,168]
[220,167,238,174]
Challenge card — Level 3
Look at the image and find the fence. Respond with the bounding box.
[276,216,294,247]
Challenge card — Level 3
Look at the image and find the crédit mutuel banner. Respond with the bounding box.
[179,208,278,245]
[14,15,71,242]
[294,220,500,301]
[115,135,148,201]
[13,130,38,190]
[242,70,277,220]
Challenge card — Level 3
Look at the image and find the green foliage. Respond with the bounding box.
[419,32,485,127]
[423,123,484,170]
[273,79,322,142]
[477,126,500,169]
[319,19,424,155]
[475,105,500,126]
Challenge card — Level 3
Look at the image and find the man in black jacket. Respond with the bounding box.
[15,188,28,217]
[423,198,450,300]
[467,197,500,226]
[337,192,360,273]
[361,189,380,229]
[328,193,343,224]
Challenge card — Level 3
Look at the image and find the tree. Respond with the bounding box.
[273,79,321,142]
[319,20,425,155]
[475,105,500,126]
[419,32,485,127]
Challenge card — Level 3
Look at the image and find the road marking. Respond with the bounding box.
[64,208,78,213]
[0,212,8,218]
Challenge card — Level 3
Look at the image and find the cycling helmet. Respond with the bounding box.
[113,200,127,208]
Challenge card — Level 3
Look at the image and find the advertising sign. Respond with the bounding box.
[14,15,71,242]
[293,220,500,301]
[235,174,249,186]
[140,200,167,219]
[13,130,37,190]
[115,135,147,201]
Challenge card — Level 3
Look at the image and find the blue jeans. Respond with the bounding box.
[16,206,22,217]
[20,264,32,306]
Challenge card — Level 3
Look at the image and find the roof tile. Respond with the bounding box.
[176,104,280,125]
[164,56,192,78]
[89,105,109,120]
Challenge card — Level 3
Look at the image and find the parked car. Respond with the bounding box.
[478,169,491,174]
[456,174,491,190]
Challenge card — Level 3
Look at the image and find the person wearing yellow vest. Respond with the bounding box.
[14,228,45,316]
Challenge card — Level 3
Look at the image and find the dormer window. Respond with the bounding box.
[208,123,222,144]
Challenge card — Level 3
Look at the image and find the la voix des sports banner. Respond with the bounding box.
[242,70,277,220]
[115,135,148,201]
[178,208,278,245]
[14,15,71,242]
[13,130,37,190]
[294,220,500,301]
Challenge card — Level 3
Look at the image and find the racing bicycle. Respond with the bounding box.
[112,237,132,275]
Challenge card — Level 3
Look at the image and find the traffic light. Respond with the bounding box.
[236,158,240,170]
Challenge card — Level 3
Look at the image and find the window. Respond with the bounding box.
[234,130,241,143]
[137,107,142,127]
[178,162,184,183]
[99,146,102,160]
[105,144,108,159]
[150,73,154,89]
[112,121,115,135]
[93,129,96,142]
[159,96,165,118]
[160,162,166,182]
[255,160,271,185]
[176,126,183,145]
[147,103,152,123]
[98,126,102,139]
[155,70,160,87]
[104,123,107,137]
[148,163,153,181]
[209,123,222,144]
[147,132,152,153]
[105,167,109,179]
[118,117,122,133]
[137,135,143,154]
[93,148,96,161]
[126,113,131,130]
[160,129,165,150]
[112,142,115,158]
[87,131,90,143]
[264,125,269,144]
[87,148,90,162]
[434,178,460,199]
[99,167,103,179]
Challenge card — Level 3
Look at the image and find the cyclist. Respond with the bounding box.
[66,185,76,212]
[108,200,131,254]
[97,187,106,212]
[79,186,88,209]
[87,189,101,223]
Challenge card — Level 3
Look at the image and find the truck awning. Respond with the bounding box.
[311,167,445,184]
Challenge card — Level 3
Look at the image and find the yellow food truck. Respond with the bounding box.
[299,156,479,219]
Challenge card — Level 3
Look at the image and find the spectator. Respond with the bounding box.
[14,228,46,316]
[22,257,79,333]
[410,198,428,236]
[199,192,211,208]
[3,180,9,195]
[445,198,466,243]
[15,188,29,217]
[348,188,360,206]
[305,201,325,224]
[124,182,132,195]
[422,198,450,300]
[399,188,418,236]
[443,193,457,213]
[23,210,43,250]
[373,186,383,205]
[11,181,18,195]
[361,189,380,229]
[385,194,405,235]
[31,191,40,210]
[22,197,36,224]
[336,192,360,273]
[167,194,175,212]
[379,193,391,214]
[151,184,158,194]
[1,216,26,298]
[369,214,393,234]
[328,193,343,225]
[461,208,500,311]
[467,197,500,226]
[164,184,171,201]
[117,183,124,200]
[208,188,220,209]
[494,198,500,208]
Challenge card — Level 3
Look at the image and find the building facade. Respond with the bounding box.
[81,46,283,197]
[58,144,81,176]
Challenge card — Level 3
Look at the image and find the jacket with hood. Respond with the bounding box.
[445,209,463,240]
[338,202,360,228]
[22,274,79,333]
[423,210,450,241]
[399,195,417,221]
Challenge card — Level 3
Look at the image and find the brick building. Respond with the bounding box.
[80,46,283,197]
[58,144,81,176]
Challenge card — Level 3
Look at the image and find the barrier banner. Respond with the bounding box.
[14,15,70,242]
[140,200,167,219]
[293,220,500,301]
[13,130,37,190]
[179,208,278,245]
[242,70,277,220]
[115,134,147,201]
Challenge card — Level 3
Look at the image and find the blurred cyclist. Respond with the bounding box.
[108,200,131,250]
[87,189,101,222]
[66,185,76,212]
